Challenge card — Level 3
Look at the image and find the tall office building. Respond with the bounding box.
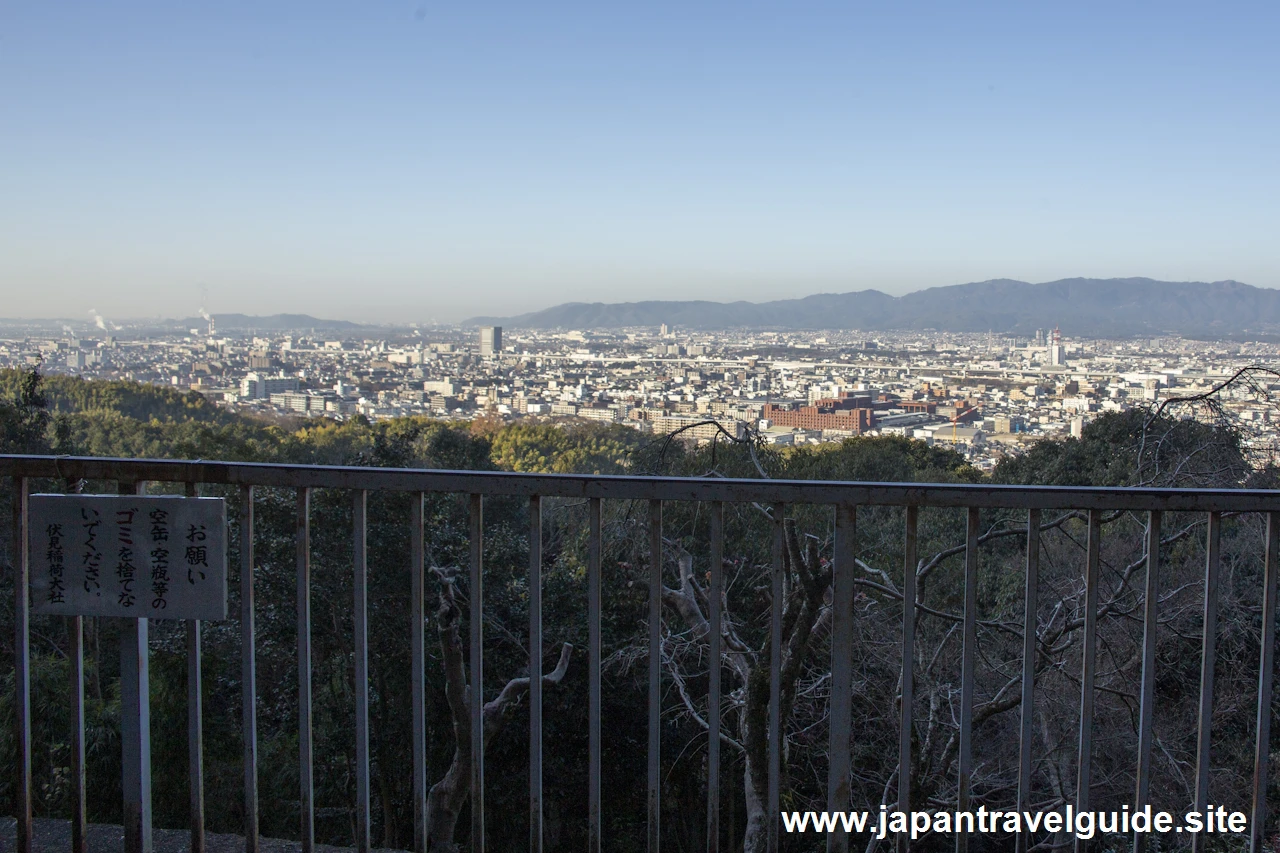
[480,326,502,356]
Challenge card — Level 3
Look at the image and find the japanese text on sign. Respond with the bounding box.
[30,494,228,620]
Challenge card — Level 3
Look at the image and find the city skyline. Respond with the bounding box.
[4,1,1279,322]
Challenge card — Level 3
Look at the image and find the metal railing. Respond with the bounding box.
[3,454,1278,853]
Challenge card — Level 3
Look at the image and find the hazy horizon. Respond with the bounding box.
[4,2,1278,323]
[3,275,1274,330]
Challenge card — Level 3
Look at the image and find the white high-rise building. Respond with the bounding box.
[240,372,299,399]
[480,326,502,356]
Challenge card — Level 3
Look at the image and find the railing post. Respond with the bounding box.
[768,502,784,853]
[1251,512,1278,853]
[1191,512,1220,853]
[469,494,485,853]
[121,618,152,853]
[63,476,87,853]
[353,490,372,853]
[1015,508,1040,853]
[297,487,314,853]
[410,491,427,853]
[828,503,856,853]
[529,495,544,853]
[588,497,603,853]
[1133,511,1160,853]
[185,481,205,853]
[956,506,979,853]
[1075,509,1102,853]
[648,499,662,853]
[70,611,87,853]
[897,506,918,853]
[240,485,259,853]
[120,480,152,853]
[14,476,32,853]
[708,501,724,853]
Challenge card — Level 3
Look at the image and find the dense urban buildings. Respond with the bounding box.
[3,318,1278,472]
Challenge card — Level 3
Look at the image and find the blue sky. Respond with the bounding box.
[2,1,1278,322]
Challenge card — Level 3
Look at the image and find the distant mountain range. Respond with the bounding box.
[182,313,364,331]
[467,278,1280,336]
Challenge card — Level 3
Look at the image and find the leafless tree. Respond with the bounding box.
[425,567,572,853]
[611,401,1271,850]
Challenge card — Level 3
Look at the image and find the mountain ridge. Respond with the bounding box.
[466,278,1278,336]
[181,313,364,330]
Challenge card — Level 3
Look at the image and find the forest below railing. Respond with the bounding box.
[1,367,1278,852]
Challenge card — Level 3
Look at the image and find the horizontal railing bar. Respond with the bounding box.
[4,454,1280,511]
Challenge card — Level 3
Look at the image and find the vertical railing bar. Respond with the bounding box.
[1074,509,1102,853]
[240,484,258,853]
[1250,511,1278,853]
[529,495,544,853]
[14,476,32,853]
[353,490,371,853]
[767,502,784,853]
[297,487,314,853]
[121,479,152,853]
[121,618,152,853]
[70,611,87,853]
[588,497,603,853]
[828,503,856,853]
[707,501,724,853]
[1191,512,1220,853]
[1015,508,1040,853]
[185,481,205,853]
[956,506,979,853]
[411,492,427,853]
[896,506,918,853]
[1133,511,1161,853]
[647,499,662,853]
[69,469,88,852]
[469,494,485,853]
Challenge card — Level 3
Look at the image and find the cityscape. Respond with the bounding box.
[3,314,1278,473]
[5,2,1280,850]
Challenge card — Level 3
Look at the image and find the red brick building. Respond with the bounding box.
[762,398,875,433]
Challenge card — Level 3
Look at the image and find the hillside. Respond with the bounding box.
[468,277,1280,336]
[0,370,237,425]
[180,313,364,331]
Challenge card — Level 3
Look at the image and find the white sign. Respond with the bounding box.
[29,494,228,620]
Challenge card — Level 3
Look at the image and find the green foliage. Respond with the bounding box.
[0,366,52,453]
[2,374,1269,850]
[992,409,1248,487]
[489,420,646,474]
[634,430,980,484]
[782,433,982,483]
[0,369,237,426]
